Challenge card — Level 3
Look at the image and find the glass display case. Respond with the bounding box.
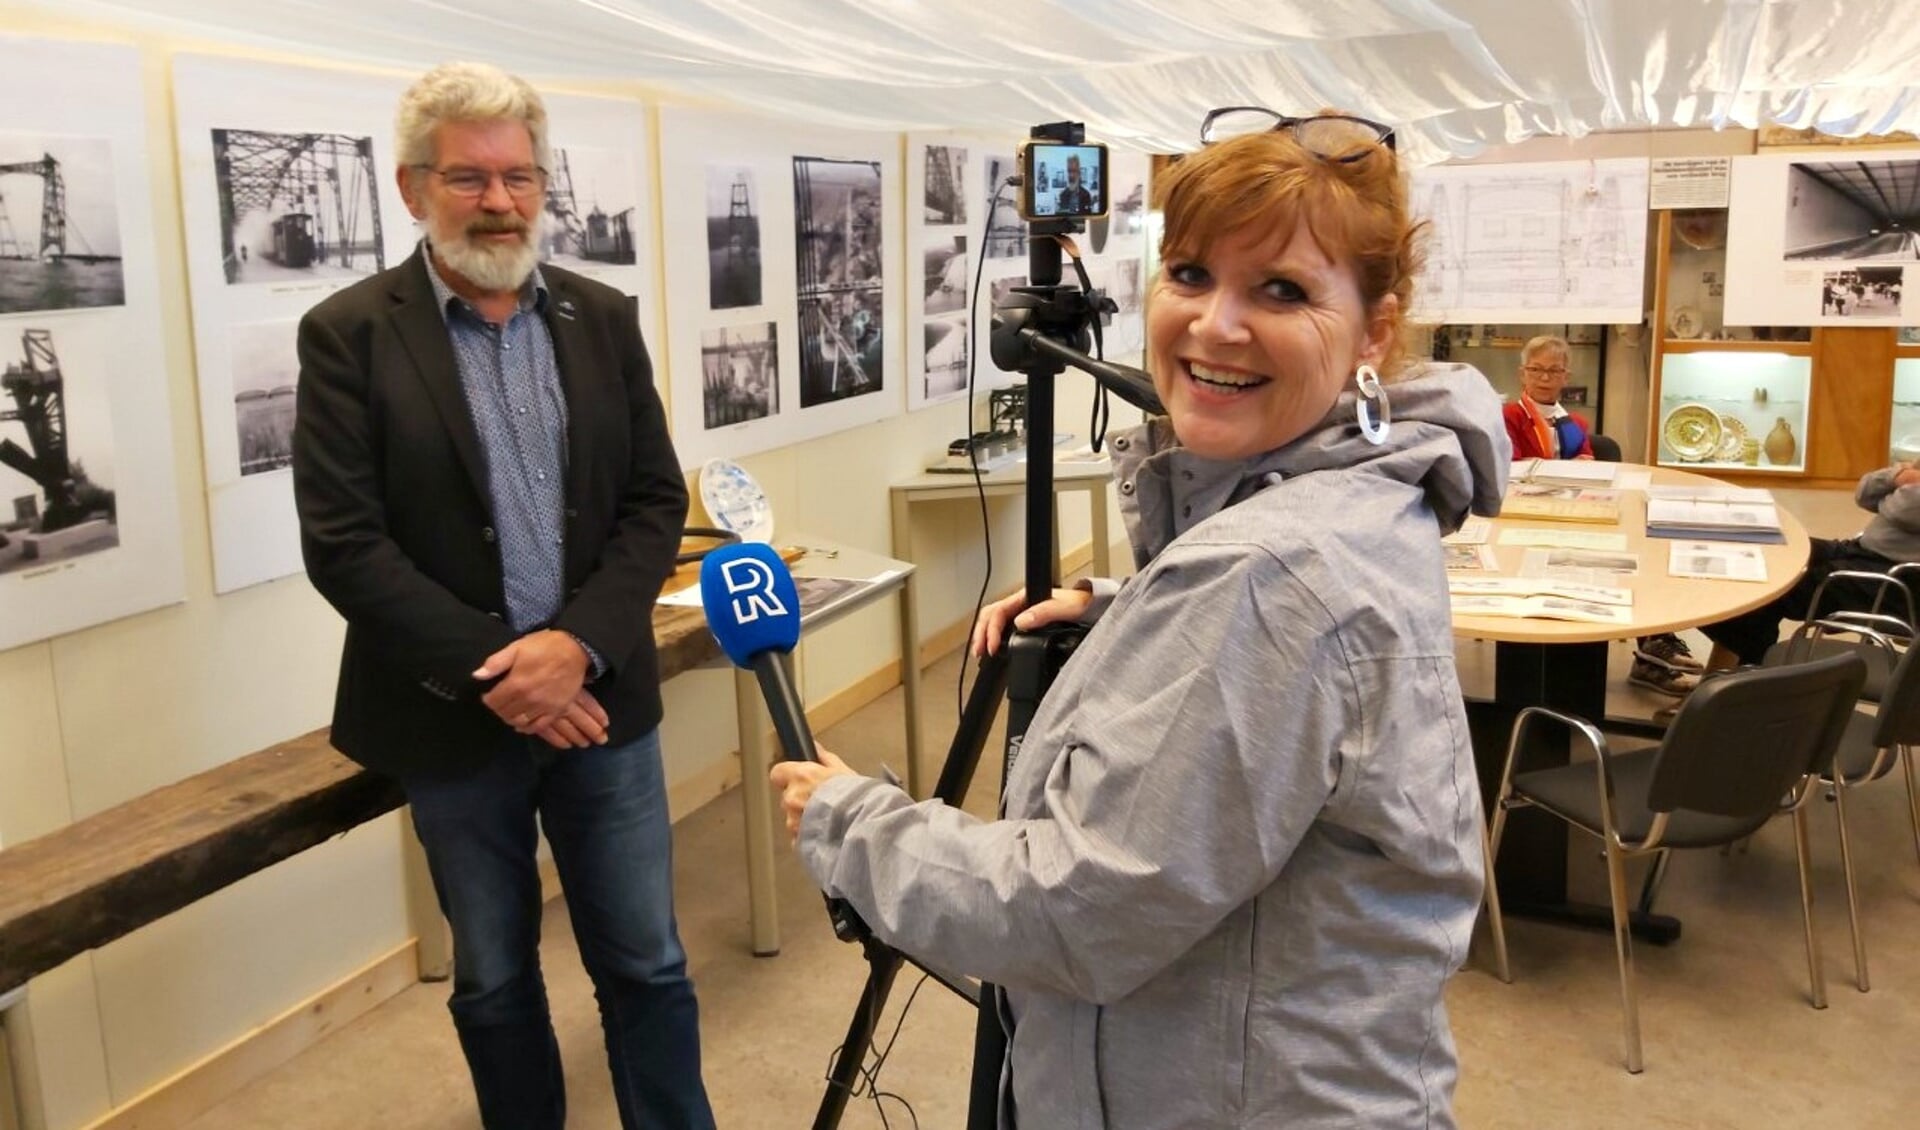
[1655,351,1811,472]
[1893,358,1920,462]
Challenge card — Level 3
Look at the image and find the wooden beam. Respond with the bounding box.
[0,604,727,997]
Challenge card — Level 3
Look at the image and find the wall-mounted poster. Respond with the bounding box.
[1410,157,1650,324]
[0,133,126,315]
[1724,149,1920,328]
[0,36,184,650]
[659,108,902,469]
[176,57,660,592]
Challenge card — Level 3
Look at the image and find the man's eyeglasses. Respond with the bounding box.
[1199,108,1396,163]
[414,165,547,200]
[1521,364,1570,377]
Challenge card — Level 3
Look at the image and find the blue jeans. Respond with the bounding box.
[404,729,715,1130]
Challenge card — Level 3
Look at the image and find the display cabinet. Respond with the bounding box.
[1648,207,1893,487]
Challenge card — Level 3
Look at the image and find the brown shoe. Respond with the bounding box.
[1629,658,1699,698]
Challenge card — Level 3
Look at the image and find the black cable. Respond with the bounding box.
[959,178,1014,718]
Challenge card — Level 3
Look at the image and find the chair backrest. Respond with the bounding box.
[1647,651,1866,820]
[1865,629,1920,748]
[1589,433,1623,462]
[1807,568,1917,634]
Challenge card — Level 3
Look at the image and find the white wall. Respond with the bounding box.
[0,5,1119,1126]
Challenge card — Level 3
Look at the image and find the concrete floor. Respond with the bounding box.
[181,486,1920,1129]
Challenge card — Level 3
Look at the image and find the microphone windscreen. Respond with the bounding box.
[699,542,802,668]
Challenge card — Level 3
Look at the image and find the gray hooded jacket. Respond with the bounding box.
[801,362,1510,1128]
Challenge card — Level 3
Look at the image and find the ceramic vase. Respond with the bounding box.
[1763,417,1797,465]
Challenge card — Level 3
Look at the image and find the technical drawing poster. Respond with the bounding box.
[1410,157,1650,324]
[658,108,902,470]
[176,58,661,592]
[0,132,125,314]
[1724,149,1920,328]
[0,36,184,650]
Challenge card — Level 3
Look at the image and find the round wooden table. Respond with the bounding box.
[1456,463,1811,943]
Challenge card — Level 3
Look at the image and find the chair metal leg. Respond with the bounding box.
[1792,807,1828,1010]
[1902,747,1920,874]
[1636,849,1672,916]
[1480,817,1511,983]
[1830,780,1870,992]
[1603,839,1644,1073]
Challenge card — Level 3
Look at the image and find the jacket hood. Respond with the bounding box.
[1113,362,1510,560]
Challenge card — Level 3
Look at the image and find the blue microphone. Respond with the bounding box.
[701,544,872,943]
[700,542,816,763]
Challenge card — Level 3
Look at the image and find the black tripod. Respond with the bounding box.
[812,195,1164,1128]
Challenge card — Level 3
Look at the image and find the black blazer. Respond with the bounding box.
[292,248,688,778]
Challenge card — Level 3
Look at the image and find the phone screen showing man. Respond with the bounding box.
[1026,143,1107,219]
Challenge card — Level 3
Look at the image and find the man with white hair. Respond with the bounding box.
[293,62,713,1129]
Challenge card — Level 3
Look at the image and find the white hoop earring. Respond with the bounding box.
[1354,364,1390,445]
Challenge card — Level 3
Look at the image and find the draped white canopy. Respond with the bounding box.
[32,0,1920,164]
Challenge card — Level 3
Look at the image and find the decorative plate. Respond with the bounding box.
[1669,305,1703,339]
[1713,423,1745,462]
[699,457,774,544]
[1673,211,1726,251]
[1662,403,1723,462]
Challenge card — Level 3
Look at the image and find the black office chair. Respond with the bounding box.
[1589,433,1622,463]
[1483,651,1866,1073]
[1775,618,1920,994]
[1762,569,1916,705]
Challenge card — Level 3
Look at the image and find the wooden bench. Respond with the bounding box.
[0,598,719,998]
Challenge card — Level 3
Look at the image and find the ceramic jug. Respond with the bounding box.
[1763,417,1796,465]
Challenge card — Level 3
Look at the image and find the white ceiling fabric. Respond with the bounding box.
[30,0,1920,163]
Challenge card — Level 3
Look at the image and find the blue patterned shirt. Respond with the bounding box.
[422,246,602,675]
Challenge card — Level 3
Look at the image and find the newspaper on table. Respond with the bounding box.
[1442,516,1492,546]
[1514,457,1618,487]
[1666,541,1769,583]
[1444,543,1500,572]
[1497,528,1630,551]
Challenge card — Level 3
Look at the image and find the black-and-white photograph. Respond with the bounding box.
[229,320,298,476]
[924,315,968,399]
[1784,160,1920,261]
[211,127,385,284]
[706,164,762,310]
[989,274,1028,308]
[1820,266,1903,318]
[925,236,967,317]
[794,156,885,408]
[542,145,637,267]
[0,133,125,314]
[984,153,1026,258]
[0,326,119,575]
[701,321,778,429]
[1108,257,1143,315]
[924,144,967,226]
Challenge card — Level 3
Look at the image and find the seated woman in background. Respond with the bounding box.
[1501,335,1703,693]
[772,110,1509,1127]
[1502,334,1593,460]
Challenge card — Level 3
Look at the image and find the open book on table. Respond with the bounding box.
[1448,576,1633,626]
[1644,494,1784,543]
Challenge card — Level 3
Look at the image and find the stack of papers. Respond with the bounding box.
[1644,487,1784,544]
[1515,458,1618,487]
[1448,576,1633,626]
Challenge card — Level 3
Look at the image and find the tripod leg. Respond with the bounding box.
[816,941,904,1130]
[968,983,1008,1130]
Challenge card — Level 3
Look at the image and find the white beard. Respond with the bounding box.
[427,207,545,293]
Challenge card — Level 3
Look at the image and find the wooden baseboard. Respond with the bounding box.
[77,942,419,1130]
